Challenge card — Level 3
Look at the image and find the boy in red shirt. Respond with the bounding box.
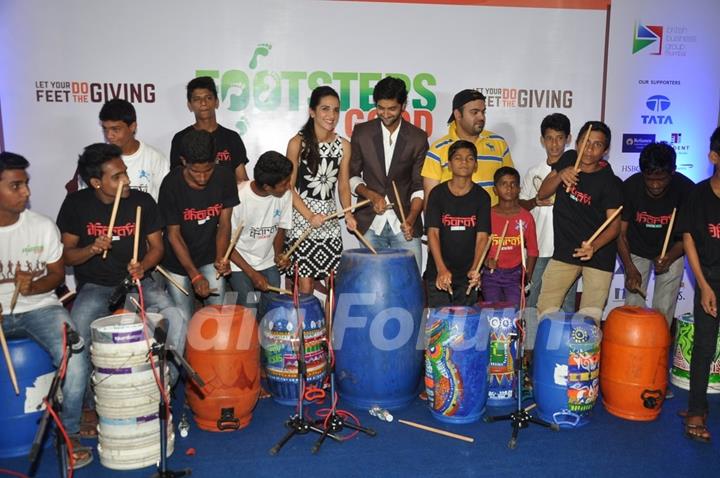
[482,167,538,306]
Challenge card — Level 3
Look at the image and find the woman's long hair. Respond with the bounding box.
[299,86,340,176]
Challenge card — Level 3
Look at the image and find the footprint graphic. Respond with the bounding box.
[235,117,249,135]
[249,43,272,69]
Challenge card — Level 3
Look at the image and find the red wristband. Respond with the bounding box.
[190,274,204,284]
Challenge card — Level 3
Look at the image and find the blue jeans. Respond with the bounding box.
[524,256,577,350]
[363,222,422,273]
[163,263,227,323]
[3,305,88,435]
[72,278,188,388]
[229,266,280,320]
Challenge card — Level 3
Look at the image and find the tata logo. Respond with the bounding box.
[642,95,672,125]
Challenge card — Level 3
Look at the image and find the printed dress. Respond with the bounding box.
[288,135,344,278]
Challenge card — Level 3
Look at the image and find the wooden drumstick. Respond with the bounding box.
[660,207,677,259]
[519,219,526,270]
[398,419,474,443]
[267,285,292,295]
[0,309,20,395]
[132,206,141,264]
[9,286,20,314]
[466,236,493,295]
[58,290,76,304]
[391,180,407,224]
[216,224,244,280]
[586,206,623,245]
[322,199,372,222]
[353,229,377,254]
[283,227,313,260]
[103,180,125,259]
[566,126,593,193]
[155,265,190,296]
[490,220,510,274]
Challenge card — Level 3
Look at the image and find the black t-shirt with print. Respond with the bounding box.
[622,172,694,260]
[678,179,720,268]
[551,150,623,272]
[424,182,491,281]
[170,125,248,174]
[56,188,162,287]
[158,166,240,275]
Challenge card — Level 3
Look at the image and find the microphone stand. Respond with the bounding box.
[311,272,375,454]
[28,325,78,478]
[270,266,336,455]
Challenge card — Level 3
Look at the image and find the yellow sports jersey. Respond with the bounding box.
[421,122,513,205]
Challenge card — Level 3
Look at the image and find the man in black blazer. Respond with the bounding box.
[347,76,429,271]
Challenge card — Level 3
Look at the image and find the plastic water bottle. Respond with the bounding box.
[368,406,394,422]
[178,413,190,438]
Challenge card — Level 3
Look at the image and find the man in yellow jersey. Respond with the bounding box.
[421,89,513,205]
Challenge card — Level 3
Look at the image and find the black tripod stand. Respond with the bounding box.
[311,273,375,454]
[269,282,335,455]
[28,324,81,478]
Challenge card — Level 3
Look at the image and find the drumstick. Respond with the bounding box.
[58,290,76,304]
[586,206,623,245]
[103,180,125,259]
[216,224,244,280]
[267,285,292,295]
[391,181,407,224]
[9,287,20,314]
[566,126,593,193]
[353,229,377,254]
[398,419,474,443]
[466,236,493,295]
[660,207,677,259]
[490,220,510,274]
[132,206,141,263]
[156,265,190,296]
[322,199,372,222]
[519,219,526,270]
[283,227,313,259]
[0,310,20,395]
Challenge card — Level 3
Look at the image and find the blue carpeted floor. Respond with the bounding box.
[2,384,718,478]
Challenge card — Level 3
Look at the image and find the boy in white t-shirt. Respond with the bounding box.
[229,151,292,316]
[518,113,577,363]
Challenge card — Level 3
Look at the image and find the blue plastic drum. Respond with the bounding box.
[260,293,327,406]
[0,338,55,458]
[425,306,490,423]
[334,249,424,410]
[532,312,601,428]
[482,303,518,407]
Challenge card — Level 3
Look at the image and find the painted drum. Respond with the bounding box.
[425,305,490,423]
[334,249,424,410]
[480,302,518,407]
[533,312,601,428]
[601,306,670,421]
[671,313,720,393]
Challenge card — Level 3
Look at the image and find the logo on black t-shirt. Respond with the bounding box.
[86,222,136,237]
[183,204,223,224]
[709,223,720,239]
[217,150,231,162]
[441,214,476,229]
[567,185,592,205]
[635,211,672,229]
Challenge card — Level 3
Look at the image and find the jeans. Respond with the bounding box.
[228,266,280,321]
[2,305,88,435]
[688,267,720,417]
[425,278,479,308]
[363,222,422,274]
[163,263,227,324]
[72,278,188,389]
[524,256,577,350]
[624,253,684,327]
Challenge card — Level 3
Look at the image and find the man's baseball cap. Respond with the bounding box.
[448,89,486,123]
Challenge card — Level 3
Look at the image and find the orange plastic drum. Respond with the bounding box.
[185,305,260,431]
[600,306,670,421]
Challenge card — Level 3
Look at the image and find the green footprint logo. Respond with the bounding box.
[249,43,272,69]
[235,117,249,135]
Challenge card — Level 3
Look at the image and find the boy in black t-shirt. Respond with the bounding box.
[57,144,187,388]
[618,142,694,326]
[159,129,239,321]
[425,140,490,307]
[170,76,249,182]
[679,127,720,443]
[536,121,623,323]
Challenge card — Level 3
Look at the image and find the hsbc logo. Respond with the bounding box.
[642,95,673,125]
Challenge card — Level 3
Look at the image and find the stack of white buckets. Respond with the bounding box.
[90,313,174,470]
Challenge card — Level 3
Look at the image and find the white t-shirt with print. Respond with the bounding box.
[519,161,555,258]
[0,210,63,314]
[231,181,292,271]
[122,141,169,201]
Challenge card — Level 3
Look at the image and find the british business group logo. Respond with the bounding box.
[642,95,672,125]
[633,22,663,55]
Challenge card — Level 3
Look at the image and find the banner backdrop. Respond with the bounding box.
[602,0,720,318]
[0,0,607,220]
